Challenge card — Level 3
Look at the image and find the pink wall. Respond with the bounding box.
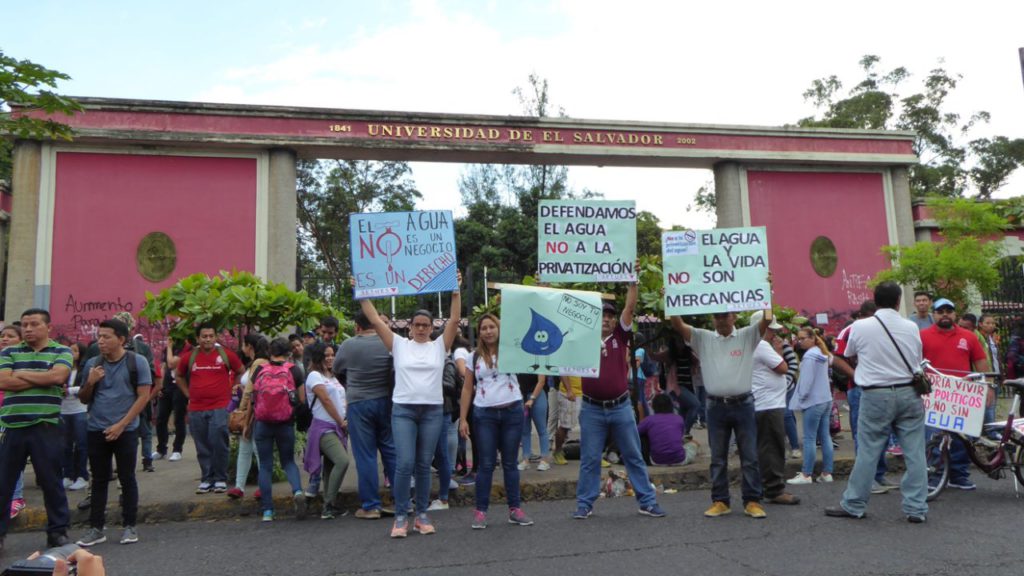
[747,171,890,333]
[49,152,257,345]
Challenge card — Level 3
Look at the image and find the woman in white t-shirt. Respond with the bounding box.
[303,341,349,520]
[458,313,534,529]
[358,272,462,539]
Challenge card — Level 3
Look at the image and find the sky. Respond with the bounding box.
[4,0,1024,230]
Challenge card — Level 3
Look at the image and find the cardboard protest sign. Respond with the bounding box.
[923,372,986,437]
[537,200,637,283]
[497,284,602,377]
[662,226,770,315]
[349,210,458,299]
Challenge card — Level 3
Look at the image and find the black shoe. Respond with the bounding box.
[824,506,864,519]
[47,532,70,548]
[906,514,926,524]
[78,495,92,510]
[143,461,155,473]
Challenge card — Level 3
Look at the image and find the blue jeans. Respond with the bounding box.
[521,391,550,459]
[696,386,707,425]
[61,412,89,481]
[432,415,455,501]
[189,409,230,484]
[392,403,443,518]
[346,397,396,511]
[234,435,258,490]
[671,387,700,435]
[841,386,928,517]
[576,400,657,510]
[254,421,302,513]
[474,402,525,511]
[847,386,888,481]
[926,426,971,483]
[801,401,834,475]
[707,396,762,504]
[784,388,799,450]
[983,403,999,439]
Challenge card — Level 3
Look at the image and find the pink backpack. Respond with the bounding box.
[252,363,296,424]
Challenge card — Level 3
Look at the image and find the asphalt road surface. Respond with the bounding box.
[2,476,1022,576]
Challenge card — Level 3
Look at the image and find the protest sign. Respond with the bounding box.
[662,226,770,315]
[537,200,637,283]
[349,210,458,299]
[497,284,602,377]
[923,372,986,437]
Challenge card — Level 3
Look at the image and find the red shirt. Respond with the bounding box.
[177,345,244,411]
[582,322,631,400]
[920,325,986,376]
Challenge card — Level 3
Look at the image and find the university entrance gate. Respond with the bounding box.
[5,97,918,340]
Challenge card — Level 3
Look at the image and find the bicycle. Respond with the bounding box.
[924,364,1024,501]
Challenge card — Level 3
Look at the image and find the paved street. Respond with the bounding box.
[3,476,1022,576]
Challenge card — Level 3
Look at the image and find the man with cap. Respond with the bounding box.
[573,278,665,520]
[920,297,989,491]
[750,311,800,505]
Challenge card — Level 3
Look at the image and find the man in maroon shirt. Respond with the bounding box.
[573,280,665,520]
[176,323,244,494]
[921,298,989,491]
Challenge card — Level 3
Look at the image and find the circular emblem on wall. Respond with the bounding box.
[137,232,177,282]
[810,236,838,278]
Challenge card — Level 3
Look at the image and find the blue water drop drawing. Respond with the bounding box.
[521,309,565,357]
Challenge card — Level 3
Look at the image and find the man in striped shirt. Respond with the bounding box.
[0,308,74,554]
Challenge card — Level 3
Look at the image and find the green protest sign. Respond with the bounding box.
[662,226,771,315]
[537,200,637,283]
[497,284,602,377]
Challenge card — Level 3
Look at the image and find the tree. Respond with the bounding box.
[296,158,421,309]
[686,180,716,220]
[872,197,1008,309]
[798,55,1024,199]
[0,50,83,181]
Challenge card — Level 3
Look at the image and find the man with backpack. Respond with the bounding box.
[176,324,244,494]
[74,319,152,547]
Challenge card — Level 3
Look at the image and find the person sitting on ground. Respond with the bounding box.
[551,375,581,465]
[638,394,694,466]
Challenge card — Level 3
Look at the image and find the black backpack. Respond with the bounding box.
[441,356,462,418]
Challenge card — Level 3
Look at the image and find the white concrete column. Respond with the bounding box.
[713,161,743,228]
[267,149,297,289]
[891,167,915,247]
[4,141,42,318]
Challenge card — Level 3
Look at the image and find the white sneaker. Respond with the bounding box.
[789,449,802,460]
[816,473,834,483]
[536,460,551,471]
[63,478,73,489]
[70,477,89,491]
[427,499,449,511]
[787,473,813,485]
[449,479,459,490]
[517,460,529,471]
[168,452,182,462]
[150,452,163,461]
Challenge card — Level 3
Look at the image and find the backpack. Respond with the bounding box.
[252,362,298,424]
[184,346,231,385]
[441,356,462,418]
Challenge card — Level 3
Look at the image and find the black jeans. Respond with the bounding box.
[0,423,69,539]
[156,385,187,454]
[755,408,787,499]
[87,429,139,529]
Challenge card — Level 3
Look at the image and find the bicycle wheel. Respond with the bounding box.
[926,432,950,501]
[1014,442,1024,487]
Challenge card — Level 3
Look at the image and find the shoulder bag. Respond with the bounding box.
[875,317,931,395]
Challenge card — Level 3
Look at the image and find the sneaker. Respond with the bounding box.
[77,495,91,510]
[427,499,449,511]
[949,478,977,491]
[536,460,551,471]
[151,452,164,461]
[196,482,212,494]
[293,491,308,520]
[508,507,534,526]
[572,505,592,519]
[213,482,228,493]
[262,510,274,522]
[355,508,382,519]
[320,504,336,520]
[391,516,409,538]
[10,498,26,519]
[168,452,182,462]
[227,487,244,499]
[552,451,568,465]
[886,445,904,457]
[70,477,89,491]
[906,514,927,524]
[457,474,476,486]
[787,473,813,485]
[47,533,71,548]
[606,451,620,464]
[472,509,488,529]
[76,527,107,547]
[142,462,155,472]
[304,485,320,498]
[119,526,138,545]
[253,489,262,500]
[870,482,890,494]
[517,459,529,471]
[704,502,731,517]
[600,459,611,468]
[638,503,666,518]
[816,473,834,483]
[744,502,767,519]
[788,449,802,460]
[413,513,436,535]
[63,478,73,489]
[449,479,459,490]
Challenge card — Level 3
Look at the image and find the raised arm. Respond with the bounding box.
[443,271,464,351]
[620,276,638,329]
[358,297,395,352]
[669,315,693,344]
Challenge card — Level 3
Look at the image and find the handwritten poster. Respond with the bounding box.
[349,210,458,299]
[923,372,986,437]
[662,226,770,315]
[497,284,602,377]
[537,200,637,283]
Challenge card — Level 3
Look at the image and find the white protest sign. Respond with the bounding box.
[537,200,637,282]
[923,372,986,437]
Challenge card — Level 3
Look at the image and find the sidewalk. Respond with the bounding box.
[10,413,883,532]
